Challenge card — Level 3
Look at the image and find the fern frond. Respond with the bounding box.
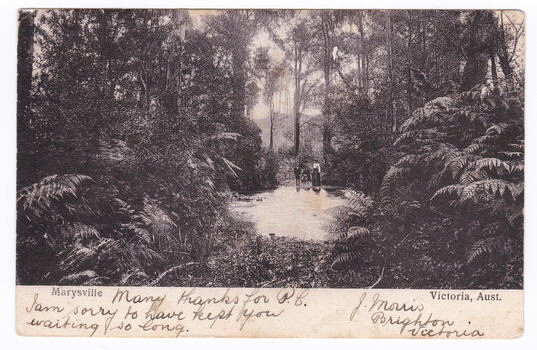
[345,226,370,240]
[431,184,464,200]
[216,155,242,178]
[325,205,354,221]
[114,198,136,216]
[499,151,523,158]
[473,134,497,144]
[61,245,98,271]
[507,160,524,173]
[458,170,487,185]
[444,154,471,178]
[472,158,511,174]
[98,139,134,163]
[485,123,509,136]
[467,237,508,263]
[464,143,490,154]
[428,96,457,109]
[421,143,457,163]
[331,251,361,269]
[395,128,444,146]
[132,243,164,264]
[508,142,524,151]
[59,270,98,285]
[17,174,93,215]
[429,171,446,188]
[64,201,99,217]
[119,269,150,286]
[60,224,100,244]
[400,96,455,132]
[381,166,408,200]
[459,179,517,203]
[343,190,375,211]
[394,154,421,168]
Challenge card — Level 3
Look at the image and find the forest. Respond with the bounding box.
[17,9,524,289]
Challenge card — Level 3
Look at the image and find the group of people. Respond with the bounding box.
[294,160,321,187]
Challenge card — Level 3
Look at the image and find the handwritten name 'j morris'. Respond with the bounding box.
[350,292,484,338]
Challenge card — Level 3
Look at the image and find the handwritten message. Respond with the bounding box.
[16,286,523,338]
[349,292,484,337]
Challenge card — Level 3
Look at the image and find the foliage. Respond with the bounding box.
[325,92,393,193]
[325,190,378,269]
[17,9,272,285]
[17,9,524,289]
[379,80,523,287]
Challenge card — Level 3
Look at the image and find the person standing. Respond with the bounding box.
[294,165,301,186]
[312,160,321,187]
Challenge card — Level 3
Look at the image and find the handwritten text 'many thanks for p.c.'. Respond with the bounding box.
[24,287,309,337]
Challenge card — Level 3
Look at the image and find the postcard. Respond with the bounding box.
[16,9,525,338]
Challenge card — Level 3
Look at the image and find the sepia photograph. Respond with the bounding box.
[16,8,524,292]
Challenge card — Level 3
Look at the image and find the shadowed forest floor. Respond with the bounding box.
[157,230,383,288]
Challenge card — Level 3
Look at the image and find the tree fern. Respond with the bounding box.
[380,166,409,201]
[399,96,456,132]
[326,191,376,269]
[382,79,523,273]
[17,174,166,285]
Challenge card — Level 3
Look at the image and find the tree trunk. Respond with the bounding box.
[357,14,368,91]
[421,14,427,64]
[17,10,35,187]
[269,97,274,150]
[461,50,489,91]
[231,51,248,122]
[294,89,300,156]
[385,12,396,134]
[461,11,497,91]
[293,50,301,156]
[407,11,413,117]
[321,13,333,169]
[490,51,500,94]
[17,11,34,117]
[497,12,514,80]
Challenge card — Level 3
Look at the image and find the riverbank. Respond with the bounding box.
[155,224,382,288]
[156,185,383,288]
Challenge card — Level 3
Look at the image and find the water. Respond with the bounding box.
[228,186,347,241]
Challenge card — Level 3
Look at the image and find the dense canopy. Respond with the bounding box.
[17,10,524,288]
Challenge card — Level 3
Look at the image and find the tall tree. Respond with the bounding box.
[273,15,318,156]
[406,11,414,116]
[385,12,396,133]
[318,11,337,167]
[264,64,285,150]
[17,10,36,187]
[253,46,280,149]
[355,12,369,91]
[496,11,524,82]
[206,10,258,123]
